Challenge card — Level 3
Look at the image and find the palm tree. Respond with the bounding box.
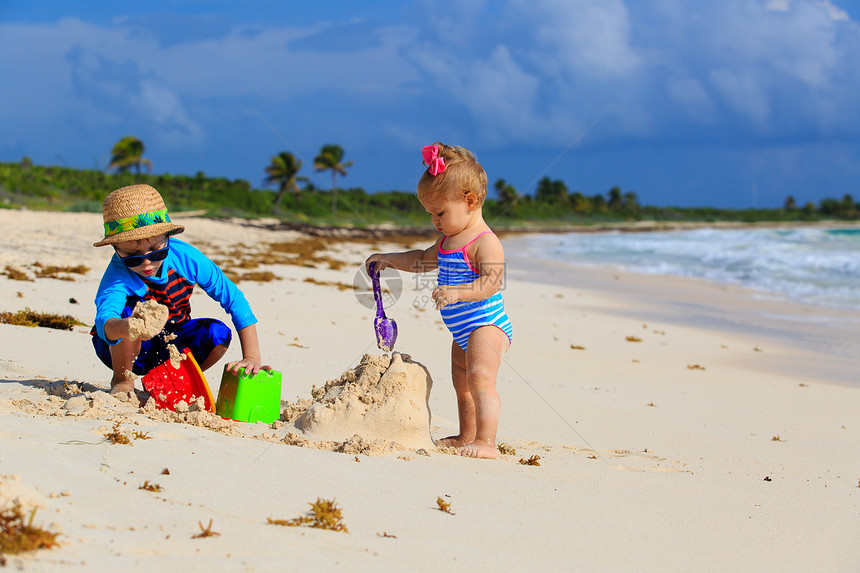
[264,151,307,211]
[107,136,152,174]
[494,179,519,210]
[535,177,569,206]
[313,144,353,216]
[607,186,623,211]
[622,191,640,215]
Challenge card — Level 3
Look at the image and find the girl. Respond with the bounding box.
[366,143,513,459]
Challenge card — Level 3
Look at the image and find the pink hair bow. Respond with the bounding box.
[422,145,446,176]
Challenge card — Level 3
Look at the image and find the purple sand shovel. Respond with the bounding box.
[369,262,398,351]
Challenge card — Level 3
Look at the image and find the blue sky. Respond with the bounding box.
[2,0,859,208]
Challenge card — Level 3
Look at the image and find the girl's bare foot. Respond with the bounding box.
[436,435,471,447]
[459,440,499,459]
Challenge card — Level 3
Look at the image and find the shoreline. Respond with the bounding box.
[188,212,860,239]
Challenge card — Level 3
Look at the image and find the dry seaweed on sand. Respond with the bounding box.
[34,263,90,280]
[210,232,430,275]
[138,481,162,492]
[0,503,60,556]
[192,520,220,538]
[229,270,281,283]
[2,266,31,281]
[100,422,153,445]
[436,497,454,514]
[303,277,355,291]
[103,422,131,445]
[266,237,350,270]
[519,455,541,466]
[0,308,85,330]
[267,498,348,533]
[497,442,517,456]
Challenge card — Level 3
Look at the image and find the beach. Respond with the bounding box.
[1,209,859,571]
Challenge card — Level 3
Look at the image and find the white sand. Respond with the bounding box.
[1,209,859,571]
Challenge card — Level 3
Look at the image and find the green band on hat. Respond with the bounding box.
[104,208,171,236]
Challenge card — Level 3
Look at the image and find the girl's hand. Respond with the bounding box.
[225,357,271,377]
[432,285,460,310]
[365,254,390,273]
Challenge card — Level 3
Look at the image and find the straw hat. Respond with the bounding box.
[93,184,185,247]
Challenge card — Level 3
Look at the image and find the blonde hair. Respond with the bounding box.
[417,142,488,206]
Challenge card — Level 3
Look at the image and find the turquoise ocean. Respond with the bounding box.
[524,226,860,313]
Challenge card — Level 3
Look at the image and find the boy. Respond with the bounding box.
[92,184,268,397]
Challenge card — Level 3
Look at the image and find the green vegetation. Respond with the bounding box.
[1,154,856,227]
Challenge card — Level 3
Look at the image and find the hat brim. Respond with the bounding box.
[93,222,185,247]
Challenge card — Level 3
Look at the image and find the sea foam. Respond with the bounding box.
[527,227,860,311]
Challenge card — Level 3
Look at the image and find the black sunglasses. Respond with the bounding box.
[118,240,170,268]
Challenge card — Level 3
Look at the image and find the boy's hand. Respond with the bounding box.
[432,286,460,310]
[225,358,270,377]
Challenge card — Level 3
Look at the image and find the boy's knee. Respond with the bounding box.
[209,344,228,358]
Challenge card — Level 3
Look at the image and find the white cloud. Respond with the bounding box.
[0,18,207,150]
[709,69,772,129]
[142,23,420,100]
[404,0,860,147]
[458,46,543,140]
[820,0,850,21]
[765,0,850,20]
[649,0,859,136]
[421,0,489,48]
[666,78,717,122]
[136,80,204,144]
[514,0,641,78]
[766,0,792,12]
[406,0,647,146]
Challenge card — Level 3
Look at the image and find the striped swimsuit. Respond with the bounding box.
[437,230,513,351]
[140,269,194,328]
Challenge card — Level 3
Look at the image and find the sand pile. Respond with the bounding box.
[0,474,46,512]
[294,353,435,450]
[127,299,169,341]
[2,352,439,459]
[7,380,240,435]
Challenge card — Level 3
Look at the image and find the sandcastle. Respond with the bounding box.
[295,352,435,450]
